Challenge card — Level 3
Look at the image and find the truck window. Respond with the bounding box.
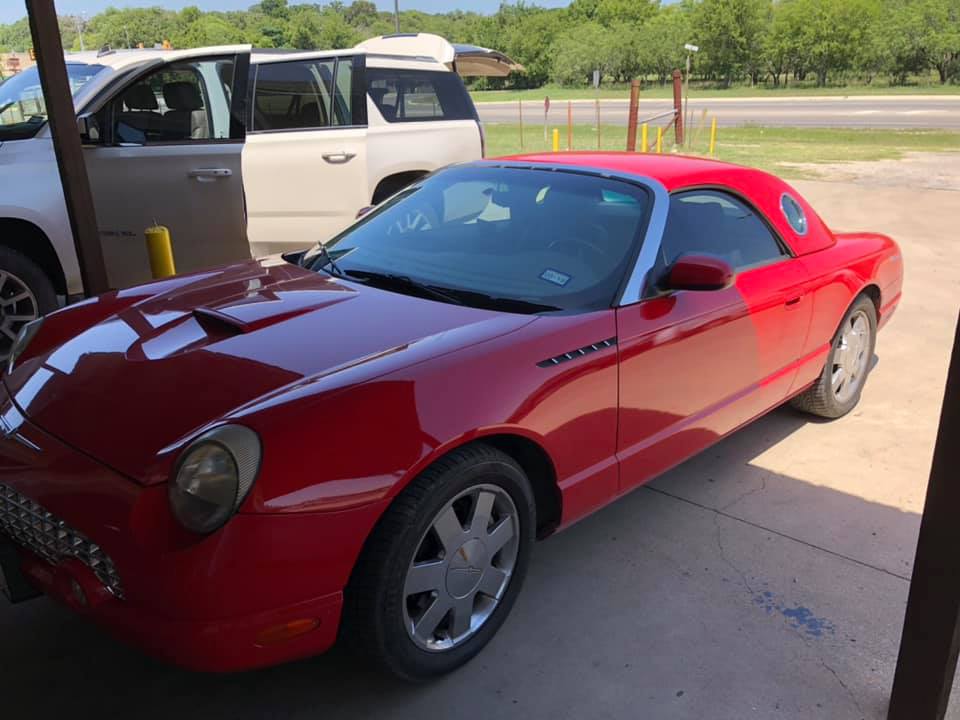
[367,68,475,123]
[252,59,335,132]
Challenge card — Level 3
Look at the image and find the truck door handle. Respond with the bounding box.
[188,168,232,181]
[785,295,803,307]
[322,152,356,164]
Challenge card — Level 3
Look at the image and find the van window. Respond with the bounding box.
[367,68,475,123]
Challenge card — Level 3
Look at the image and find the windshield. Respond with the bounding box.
[304,166,651,313]
[0,63,107,141]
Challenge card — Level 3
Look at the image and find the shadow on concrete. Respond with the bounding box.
[1,405,922,720]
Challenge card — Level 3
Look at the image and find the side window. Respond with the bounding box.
[367,68,474,123]
[332,58,354,126]
[252,59,334,132]
[111,58,234,144]
[659,190,786,272]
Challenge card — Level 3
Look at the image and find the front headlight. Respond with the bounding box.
[7,317,44,374]
[169,424,261,534]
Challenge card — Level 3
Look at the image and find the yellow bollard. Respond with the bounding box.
[552,127,559,152]
[145,225,176,279]
[641,123,649,153]
[656,126,663,154]
[709,116,718,157]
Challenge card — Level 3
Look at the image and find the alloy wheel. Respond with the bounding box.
[403,483,520,652]
[0,270,39,363]
[831,309,871,404]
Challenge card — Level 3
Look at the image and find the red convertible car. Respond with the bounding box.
[0,154,901,680]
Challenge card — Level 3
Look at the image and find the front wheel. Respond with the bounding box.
[344,444,535,681]
[0,247,57,365]
[791,294,877,419]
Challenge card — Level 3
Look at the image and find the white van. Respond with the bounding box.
[0,35,517,360]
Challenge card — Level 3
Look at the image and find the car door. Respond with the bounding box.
[243,53,368,258]
[84,49,251,290]
[616,188,809,493]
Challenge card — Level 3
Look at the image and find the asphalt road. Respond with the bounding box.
[478,95,960,129]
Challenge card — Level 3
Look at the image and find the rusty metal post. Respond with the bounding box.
[672,69,684,147]
[889,314,960,720]
[26,0,109,297]
[626,78,640,152]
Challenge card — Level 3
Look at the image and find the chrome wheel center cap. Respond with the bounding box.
[446,538,487,598]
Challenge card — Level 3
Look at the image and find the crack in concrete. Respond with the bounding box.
[644,485,911,582]
[712,506,866,718]
[720,474,768,512]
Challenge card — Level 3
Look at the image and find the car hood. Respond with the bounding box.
[5,258,533,484]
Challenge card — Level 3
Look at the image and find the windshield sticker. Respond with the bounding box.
[540,269,572,287]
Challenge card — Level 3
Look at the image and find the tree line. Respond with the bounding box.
[1,0,957,88]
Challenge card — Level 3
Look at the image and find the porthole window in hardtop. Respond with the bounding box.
[780,193,808,236]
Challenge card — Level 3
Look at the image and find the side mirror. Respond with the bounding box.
[356,205,374,219]
[77,113,101,144]
[664,254,734,292]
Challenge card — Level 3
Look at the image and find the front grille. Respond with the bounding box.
[0,483,124,598]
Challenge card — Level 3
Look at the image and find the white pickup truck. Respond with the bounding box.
[0,34,519,360]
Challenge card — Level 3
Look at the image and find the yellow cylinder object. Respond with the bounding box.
[145,225,176,279]
[641,123,649,153]
[709,116,718,156]
[656,126,663,154]
[552,127,560,152]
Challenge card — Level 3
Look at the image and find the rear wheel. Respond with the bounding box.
[0,247,57,364]
[344,443,535,681]
[791,294,877,419]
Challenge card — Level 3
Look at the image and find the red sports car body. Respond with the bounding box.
[0,154,902,678]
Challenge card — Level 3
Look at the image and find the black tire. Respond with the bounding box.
[791,293,877,419]
[0,246,58,362]
[343,443,535,681]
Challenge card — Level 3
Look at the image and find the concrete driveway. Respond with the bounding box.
[3,163,959,719]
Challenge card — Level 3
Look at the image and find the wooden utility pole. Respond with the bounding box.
[672,69,684,147]
[26,0,109,297]
[888,312,960,720]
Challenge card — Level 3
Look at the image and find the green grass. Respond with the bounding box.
[483,123,960,178]
[471,82,960,103]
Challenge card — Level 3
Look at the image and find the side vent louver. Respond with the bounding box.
[537,337,617,368]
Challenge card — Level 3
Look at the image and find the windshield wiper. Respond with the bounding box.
[343,269,464,306]
[311,244,345,277]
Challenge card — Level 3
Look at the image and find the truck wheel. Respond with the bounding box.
[0,246,57,363]
[791,294,877,419]
[344,443,535,681]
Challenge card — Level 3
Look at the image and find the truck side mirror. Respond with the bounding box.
[77,113,101,144]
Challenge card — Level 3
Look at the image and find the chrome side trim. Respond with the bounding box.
[537,336,617,368]
[468,160,669,306]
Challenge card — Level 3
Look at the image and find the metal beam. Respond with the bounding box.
[26,0,109,297]
[888,310,960,719]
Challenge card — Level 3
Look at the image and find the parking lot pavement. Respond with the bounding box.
[3,170,959,719]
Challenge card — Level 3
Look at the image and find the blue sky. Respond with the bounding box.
[1,1,572,25]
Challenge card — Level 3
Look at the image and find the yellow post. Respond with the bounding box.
[641,123,649,153]
[552,127,559,152]
[709,116,718,157]
[145,225,176,279]
[656,126,663,154]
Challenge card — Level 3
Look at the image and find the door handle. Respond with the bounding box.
[322,152,356,164]
[785,294,803,308]
[188,168,232,181]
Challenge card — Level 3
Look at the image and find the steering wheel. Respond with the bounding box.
[547,224,610,262]
[386,203,441,236]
